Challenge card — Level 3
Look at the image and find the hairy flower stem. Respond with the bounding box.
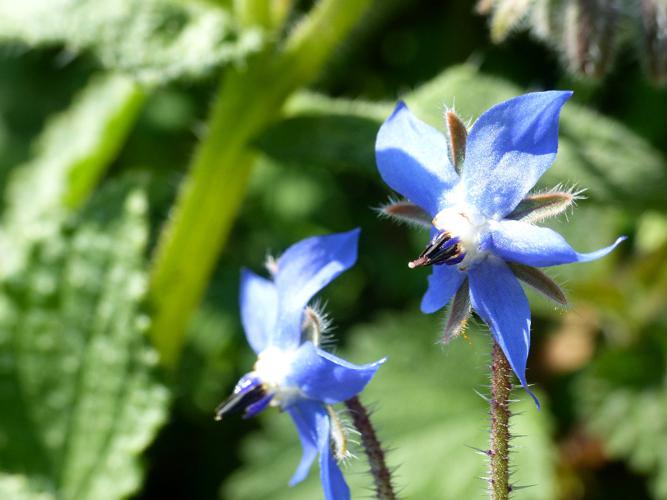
[148,0,372,366]
[489,342,512,500]
[344,396,396,500]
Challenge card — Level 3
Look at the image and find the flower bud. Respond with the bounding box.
[640,0,667,85]
[487,0,535,43]
[562,0,619,79]
[531,0,565,41]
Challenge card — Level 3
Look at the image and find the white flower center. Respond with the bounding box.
[432,206,490,269]
[253,346,302,406]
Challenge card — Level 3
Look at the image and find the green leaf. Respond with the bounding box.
[255,92,391,173]
[258,64,667,211]
[0,178,169,500]
[224,312,557,499]
[0,474,53,500]
[0,0,263,84]
[0,73,145,276]
[576,340,667,499]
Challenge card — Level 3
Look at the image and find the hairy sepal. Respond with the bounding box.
[442,279,472,343]
[507,188,582,223]
[302,303,332,347]
[445,109,468,173]
[509,263,568,306]
[488,0,534,43]
[377,199,431,228]
[327,405,353,462]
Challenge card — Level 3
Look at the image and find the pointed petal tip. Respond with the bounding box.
[463,90,575,218]
[376,99,459,216]
[239,266,259,281]
[383,100,409,123]
[372,356,388,369]
[394,99,408,111]
[420,301,444,314]
[524,384,541,410]
[274,229,361,346]
[577,234,627,263]
[337,227,361,263]
[537,89,573,102]
[291,345,384,404]
[288,476,301,488]
[491,221,626,267]
[513,371,541,409]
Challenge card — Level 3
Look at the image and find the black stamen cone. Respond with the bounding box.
[215,383,267,421]
[409,231,464,268]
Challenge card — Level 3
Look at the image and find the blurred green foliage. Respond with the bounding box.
[0,1,665,500]
[0,0,262,84]
[0,177,168,499]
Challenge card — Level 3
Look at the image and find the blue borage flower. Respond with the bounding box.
[375,92,625,404]
[216,229,384,500]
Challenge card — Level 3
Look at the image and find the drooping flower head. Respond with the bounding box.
[216,229,384,500]
[375,92,624,403]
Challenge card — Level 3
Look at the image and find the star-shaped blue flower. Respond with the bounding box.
[375,92,624,402]
[216,229,384,500]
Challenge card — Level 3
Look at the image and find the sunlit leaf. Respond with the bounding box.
[576,337,667,499]
[255,92,390,173]
[0,0,263,84]
[0,178,169,500]
[0,474,52,500]
[0,73,145,276]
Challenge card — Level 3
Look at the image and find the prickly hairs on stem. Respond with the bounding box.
[488,343,513,500]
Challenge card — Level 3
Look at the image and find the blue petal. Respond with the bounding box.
[468,257,538,405]
[319,431,350,500]
[421,263,466,313]
[239,269,278,353]
[376,101,459,216]
[462,91,572,219]
[242,394,273,419]
[288,342,384,404]
[274,229,360,349]
[288,401,351,500]
[287,401,321,486]
[489,220,626,267]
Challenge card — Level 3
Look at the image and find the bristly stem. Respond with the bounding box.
[489,342,512,500]
[344,396,396,500]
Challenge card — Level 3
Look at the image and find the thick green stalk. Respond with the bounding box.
[148,0,373,366]
[489,342,512,500]
[234,0,272,29]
